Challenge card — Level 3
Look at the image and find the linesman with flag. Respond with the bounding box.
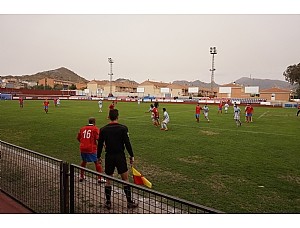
[97,109,138,210]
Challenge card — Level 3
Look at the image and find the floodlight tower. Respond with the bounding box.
[210,47,217,96]
[108,57,114,96]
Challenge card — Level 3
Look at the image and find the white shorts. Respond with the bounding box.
[163,119,169,124]
[234,113,240,120]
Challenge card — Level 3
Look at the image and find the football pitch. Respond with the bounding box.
[0,99,299,213]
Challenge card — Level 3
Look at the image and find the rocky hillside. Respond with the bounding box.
[235,77,292,90]
[172,80,220,88]
[1,68,293,90]
[1,67,89,83]
[115,78,139,85]
[173,77,293,90]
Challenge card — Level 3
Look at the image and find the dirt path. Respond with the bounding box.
[0,191,32,213]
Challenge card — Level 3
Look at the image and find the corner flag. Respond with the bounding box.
[132,167,152,188]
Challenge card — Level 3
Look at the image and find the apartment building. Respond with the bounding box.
[38,78,87,90]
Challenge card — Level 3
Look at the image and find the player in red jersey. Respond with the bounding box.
[109,101,115,110]
[19,97,24,108]
[245,104,254,123]
[107,101,115,119]
[195,103,202,123]
[77,117,105,183]
[43,99,49,113]
[53,98,57,107]
[152,102,160,127]
[218,101,223,114]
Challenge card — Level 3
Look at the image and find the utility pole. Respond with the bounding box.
[108,57,114,97]
[210,47,217,97]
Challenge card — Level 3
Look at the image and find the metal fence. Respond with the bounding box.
[0,140,223,214]
[69,164,222,213]
[0,140,66,213]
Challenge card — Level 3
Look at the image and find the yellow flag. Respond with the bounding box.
[141,176,152,188]
[132,167,152,188]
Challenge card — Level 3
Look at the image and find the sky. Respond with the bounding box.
[1,2,299,227]
[1,1,300,86]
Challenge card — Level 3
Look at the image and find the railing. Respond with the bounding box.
[0,140,66,213]
[69,164,222,213]
[0,140,223,213]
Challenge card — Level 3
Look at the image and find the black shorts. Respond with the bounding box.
[105,153,128,175]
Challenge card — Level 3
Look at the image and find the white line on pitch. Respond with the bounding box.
[258,111,269,119]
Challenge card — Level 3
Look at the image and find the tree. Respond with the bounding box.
[32,84,49,90]
[69,84,77,90]
[283,63,300,97]
[53,84,63,90]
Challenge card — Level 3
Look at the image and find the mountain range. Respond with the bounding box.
[0,67,88,83]
[0,67,293,90]
[234,77,293,90]
[172,80,219,88]
[173,77,292,90]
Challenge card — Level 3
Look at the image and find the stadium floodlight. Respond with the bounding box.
[108,57,114,64]
[209,47,217,96]
[108,57,114,96]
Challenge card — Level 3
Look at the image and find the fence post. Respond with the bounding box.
[60,162,69,213]
[69,165,75,213]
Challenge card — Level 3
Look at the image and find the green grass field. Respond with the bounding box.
[0,99,299,213]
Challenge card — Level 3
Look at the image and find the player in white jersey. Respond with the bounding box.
[145,104,155,124]
[160,107,170,131]
[233,103,242,127]
[98,99,103,112]
[224,103,229,113]
[203,104,210,122]
[57,98,61,107]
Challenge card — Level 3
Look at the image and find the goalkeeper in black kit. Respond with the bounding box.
[97,108,138,210]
